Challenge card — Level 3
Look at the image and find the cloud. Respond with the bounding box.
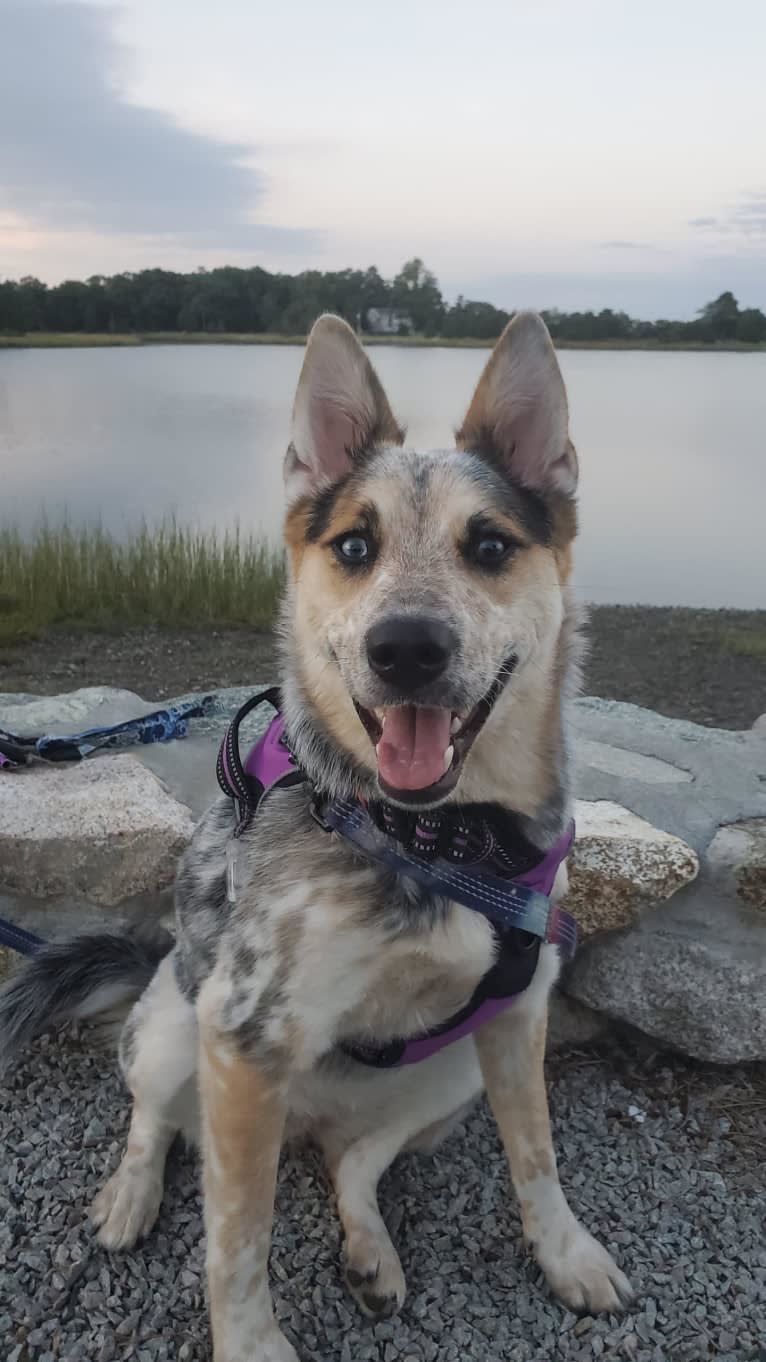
[0,0,315,252]
[731,191,766,236]
[599,240,652,250]
[689,191,766,240]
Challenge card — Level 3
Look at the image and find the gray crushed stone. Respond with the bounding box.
[1,1030,764,1362]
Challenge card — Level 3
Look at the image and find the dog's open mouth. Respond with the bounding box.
[354,657,516,805]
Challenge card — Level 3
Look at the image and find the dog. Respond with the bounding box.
[0,313,633,1361]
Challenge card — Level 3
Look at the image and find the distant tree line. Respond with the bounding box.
[0,257,764,344]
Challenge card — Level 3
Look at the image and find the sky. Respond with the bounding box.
[1,0,765,318]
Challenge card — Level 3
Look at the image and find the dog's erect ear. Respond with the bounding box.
[456,312,577,495]
[284,314,404,501]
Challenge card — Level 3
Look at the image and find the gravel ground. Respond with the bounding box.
[1,1029,763,1362]
[2,606,765,730]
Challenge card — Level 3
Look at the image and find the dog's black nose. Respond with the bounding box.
[366,616,456,693]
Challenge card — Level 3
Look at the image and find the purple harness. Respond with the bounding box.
[217,690,577,1069]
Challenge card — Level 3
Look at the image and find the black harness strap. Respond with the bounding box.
[215,686,283,833]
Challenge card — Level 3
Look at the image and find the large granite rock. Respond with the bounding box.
[569,926,766,1064]
[0,755,194,905]
[567,799,698,936]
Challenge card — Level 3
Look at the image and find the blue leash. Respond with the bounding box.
[0,695,218,767]
[0,919,44,956]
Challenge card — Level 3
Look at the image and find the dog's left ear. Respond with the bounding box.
[456,312,577,495]
[285,314,404,501]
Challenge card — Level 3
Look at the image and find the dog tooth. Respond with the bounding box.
[443,744,455,771]
[450,716,461,735]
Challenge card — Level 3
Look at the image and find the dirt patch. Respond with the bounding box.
[584,606,766,729]
[1,606,764,730]
[0,627,277,704]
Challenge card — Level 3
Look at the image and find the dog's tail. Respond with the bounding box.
[0,925,174,1070]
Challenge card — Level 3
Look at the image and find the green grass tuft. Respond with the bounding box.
[719,627,766,659]
[0,521,285,643]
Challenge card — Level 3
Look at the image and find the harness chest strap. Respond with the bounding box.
[216,693,578,1068]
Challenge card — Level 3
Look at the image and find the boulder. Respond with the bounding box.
[567,927,766,1064]
[567,800,699,937]
[0,756,194,906]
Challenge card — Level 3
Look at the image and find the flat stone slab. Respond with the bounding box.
[571,697,766,854]
[577,738,693,785]
[0,686,156,732]
[0,756,194,905]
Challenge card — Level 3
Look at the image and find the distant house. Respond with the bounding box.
[365,307,414,336]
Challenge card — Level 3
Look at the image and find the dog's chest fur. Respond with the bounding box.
[175,786,497,1070]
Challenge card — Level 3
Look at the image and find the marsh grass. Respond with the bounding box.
[0,333,143,348]
[0,521,285,643]
[2,332,764,351]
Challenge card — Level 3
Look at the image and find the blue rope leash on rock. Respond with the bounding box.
[0,695,218,768]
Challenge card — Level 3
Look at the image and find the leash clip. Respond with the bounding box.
[309,796,333,832]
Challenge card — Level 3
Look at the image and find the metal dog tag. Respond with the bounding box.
[226,839,241,905]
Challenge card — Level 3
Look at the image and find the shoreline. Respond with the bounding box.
[2,605,764,731]
[2,331,765,352]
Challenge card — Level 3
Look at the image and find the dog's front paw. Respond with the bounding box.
[344,1230,407,1319]
[534,1218,634,1315]
[90,1160,164,1250]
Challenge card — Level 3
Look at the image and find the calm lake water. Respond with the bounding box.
[1,344,764,608]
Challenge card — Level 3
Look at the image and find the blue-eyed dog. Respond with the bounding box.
[0,313,633,1361]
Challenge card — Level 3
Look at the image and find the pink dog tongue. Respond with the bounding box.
[376,706,452,791]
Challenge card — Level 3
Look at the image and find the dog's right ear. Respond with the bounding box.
[284,315,404,502]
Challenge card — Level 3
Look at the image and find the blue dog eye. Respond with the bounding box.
[476,536,508,561]
[338,535,369,562]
